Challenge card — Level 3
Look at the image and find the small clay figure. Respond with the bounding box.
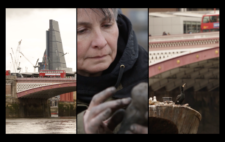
[117,82,148,134]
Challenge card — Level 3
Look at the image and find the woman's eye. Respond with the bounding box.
[103,24,112,28]
[77,29,86,34]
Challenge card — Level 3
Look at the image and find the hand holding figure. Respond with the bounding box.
[83,87,131,134]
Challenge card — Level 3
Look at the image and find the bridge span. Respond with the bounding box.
[149,32,219,92]
[16,78,76,99]
[6,76,76,118]
[149,31,219,134]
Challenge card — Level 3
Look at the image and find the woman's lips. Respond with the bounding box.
[90,55,107,59]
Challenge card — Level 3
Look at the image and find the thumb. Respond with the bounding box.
[106,109,126,131]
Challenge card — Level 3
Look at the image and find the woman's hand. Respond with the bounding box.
[83,87,131,134]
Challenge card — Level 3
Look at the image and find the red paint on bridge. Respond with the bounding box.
[149,46,219,78]
[16,78,76,83]
[17,82,76,98]
[16,78,76,101]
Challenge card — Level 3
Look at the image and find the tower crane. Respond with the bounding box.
[62,52,68,57]
[10,53,16,72]
[17,62,23,78]
[11,48,17,73]
[19,51,39,72]
[14,40,22,70]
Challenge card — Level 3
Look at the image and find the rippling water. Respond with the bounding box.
[6,116,76,134]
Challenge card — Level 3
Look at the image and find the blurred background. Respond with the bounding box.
[121,8,148,51]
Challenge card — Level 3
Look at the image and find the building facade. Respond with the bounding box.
[38,19,74,104]
[149,9,219,36]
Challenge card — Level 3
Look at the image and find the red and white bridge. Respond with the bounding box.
[149,32,219,92]
[16,78,76,99]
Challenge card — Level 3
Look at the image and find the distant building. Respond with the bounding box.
[149,8,219,13]
[38,19,72,72]
[49,96,60,107]
[37,19,75,104]
[149,9,219,36]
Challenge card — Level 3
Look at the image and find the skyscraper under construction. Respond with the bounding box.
[38,20,74,110]
[38,19,71,72]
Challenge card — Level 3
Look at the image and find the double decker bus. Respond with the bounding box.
[6,70,10,76]
[201,14,219,32]
[39,70,66,78]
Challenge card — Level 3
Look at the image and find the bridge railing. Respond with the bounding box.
[149,32,219,49]
[149,32,219,65]
[149,31,219,42]
[16,77,76,81]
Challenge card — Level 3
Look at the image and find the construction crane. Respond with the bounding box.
[11,48,18,73]
[19,51,39,72]
[17,62,23,78]
[34,58,39,72]
[62,52,68,57]
[17,56,22,70]
[14,40,22,70]
[10,53,16,72]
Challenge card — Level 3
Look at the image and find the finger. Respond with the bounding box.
[87,108,112,133]
[106,109,126,131]
[88,97,131,119]
[130,124,148,134]
[145,112,148,120]
[125,130,133,134]
[89,87,116,108]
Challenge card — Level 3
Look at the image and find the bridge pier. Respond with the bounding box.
[6,75,51,118]
[6,97,51,118]
[58,92,76,116]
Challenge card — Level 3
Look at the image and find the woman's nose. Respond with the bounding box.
[91,30,107,49]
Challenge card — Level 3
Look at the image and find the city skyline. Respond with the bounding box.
[6,8,76,72]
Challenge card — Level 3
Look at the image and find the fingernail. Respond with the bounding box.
[106,108,111,114]
[125,131,132,134]
[123,97,131,104]
[130,125,135,131]
[145,112,148,119]
[108,87,116,93]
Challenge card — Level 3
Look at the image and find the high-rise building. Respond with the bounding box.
[38,19,72,72]
[39,20,74,106]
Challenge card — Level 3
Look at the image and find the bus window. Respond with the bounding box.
[203,29,210,32]
[203,16,209,23]
[211,29,219,32]
[210,16,217,22]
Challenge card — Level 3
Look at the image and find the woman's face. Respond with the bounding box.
[77,9,119,77]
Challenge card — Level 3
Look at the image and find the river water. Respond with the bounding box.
[6,115,76,134]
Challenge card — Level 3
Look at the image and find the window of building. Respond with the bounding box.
[184,21,201,33]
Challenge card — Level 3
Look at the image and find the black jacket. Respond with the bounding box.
[77,13,148,106]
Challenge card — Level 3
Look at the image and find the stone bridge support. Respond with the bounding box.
[6,75,51,118]
[58,91,76,117]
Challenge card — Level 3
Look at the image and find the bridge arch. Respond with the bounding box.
[149,46,219,78]
[17,82,76,99]
[149,46,219,92]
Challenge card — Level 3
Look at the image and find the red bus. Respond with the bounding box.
[201,14,219,32]
[39,70,66,78]
[6,70,10,76]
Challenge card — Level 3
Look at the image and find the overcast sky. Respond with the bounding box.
[6,8,76,73]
